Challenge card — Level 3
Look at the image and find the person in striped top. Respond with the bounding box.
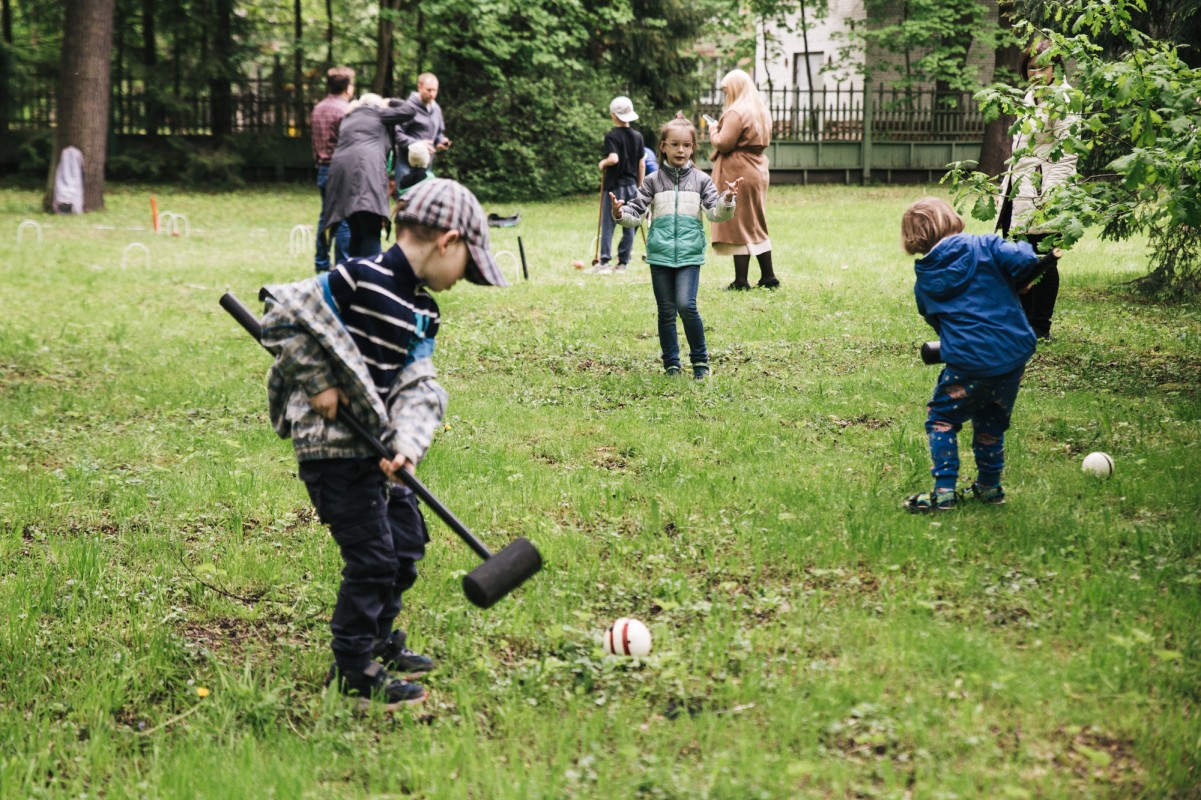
[260,179,507,709]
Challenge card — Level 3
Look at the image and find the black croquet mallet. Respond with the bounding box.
[919,247,1064,366]
[219,292,543,608]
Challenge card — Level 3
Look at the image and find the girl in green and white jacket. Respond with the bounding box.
[612,115,740,379]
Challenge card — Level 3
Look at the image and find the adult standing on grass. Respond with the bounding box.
[323,94,413,258]
[592,96,646,274]
[392,73,451,189]
[311,66,355,272]
[709,69,777,290]
[995,40,1080,341]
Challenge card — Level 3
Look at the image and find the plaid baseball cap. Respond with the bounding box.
[393,178,508,287]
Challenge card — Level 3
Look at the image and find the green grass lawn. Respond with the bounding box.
[1,182,1198,798]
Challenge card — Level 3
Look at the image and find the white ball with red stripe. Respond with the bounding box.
[604,617,652,657]
[1082,451,1114,479]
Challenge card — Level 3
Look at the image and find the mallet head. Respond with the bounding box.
[462,537,543,609]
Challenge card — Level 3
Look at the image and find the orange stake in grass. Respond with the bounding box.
[151,195,159,233]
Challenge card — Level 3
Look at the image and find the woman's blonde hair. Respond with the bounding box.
[720,69,772,142]
[658,113,697,164]
[901,197,965,254]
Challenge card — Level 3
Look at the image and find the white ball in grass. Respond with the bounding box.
[1082,451,1115,479]
[604,617,652,657]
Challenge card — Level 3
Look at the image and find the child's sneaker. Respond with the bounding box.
[326,662,426,709]
[664,365,682,377]
[373,630,436,678]
[588,262,613,274]
[614,263,628,273]
[904,488,958,513]
[692,363,711,381]
[967,482,1006,505]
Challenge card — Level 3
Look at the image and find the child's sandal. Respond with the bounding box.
[967,482,1005,505]
[904,489,958,514]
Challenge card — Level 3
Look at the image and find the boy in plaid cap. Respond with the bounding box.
[259,179,506,710]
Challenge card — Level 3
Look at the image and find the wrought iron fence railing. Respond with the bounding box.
[6,73,985,144]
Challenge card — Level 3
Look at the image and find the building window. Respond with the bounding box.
[792,52,825,91]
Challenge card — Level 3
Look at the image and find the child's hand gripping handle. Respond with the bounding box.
[219,292,543,608]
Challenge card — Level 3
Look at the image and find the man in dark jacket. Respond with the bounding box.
[393,73,451,189]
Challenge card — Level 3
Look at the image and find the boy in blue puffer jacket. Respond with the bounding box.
[612,114,739,379]
[901,197,1042,512]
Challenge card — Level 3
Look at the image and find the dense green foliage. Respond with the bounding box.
[949,0,1201,299]
[1,184,1199,796]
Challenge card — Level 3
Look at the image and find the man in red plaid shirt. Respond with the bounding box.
[312,67,355,272]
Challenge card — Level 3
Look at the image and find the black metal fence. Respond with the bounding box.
[8,72,985,143]
[701,84,986,143]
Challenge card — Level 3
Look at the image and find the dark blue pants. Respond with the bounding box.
[600,182,638,266]
[346,211,384,258]
[649,264,707,370]
[925,366,1024,491]
[298,458,427,673]
[314,166,350,272]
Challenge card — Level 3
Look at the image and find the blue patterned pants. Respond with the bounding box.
[925,366,1024,491]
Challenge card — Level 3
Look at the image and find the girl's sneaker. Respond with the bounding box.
[968,483,1006,504]
[904,488,958,513]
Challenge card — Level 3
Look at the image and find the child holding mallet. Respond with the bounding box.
[901,197,1042,512]
[611,114,739,379]
[259,179,507,709]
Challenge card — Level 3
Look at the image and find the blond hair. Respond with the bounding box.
[901,197,965,255]
[408,141,431,168]
[720,69,772,142]
[346,92,388,113]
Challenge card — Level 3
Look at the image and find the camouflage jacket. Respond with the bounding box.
[259,276,447,465]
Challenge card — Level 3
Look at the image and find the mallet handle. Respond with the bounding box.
[1019,247,1065,294]
[220,292,495,561]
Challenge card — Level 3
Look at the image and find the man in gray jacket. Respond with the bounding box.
[393,73,451,189]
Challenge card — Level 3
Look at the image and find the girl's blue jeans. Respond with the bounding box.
[925,366,1024,491]
[649,264,707,371]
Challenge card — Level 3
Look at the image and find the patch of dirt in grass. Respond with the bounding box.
[1028,348,1201,398]
[1049,725,1145,792]
[593,445,631,472]
[183,616,275,658]
[831,414,894,430]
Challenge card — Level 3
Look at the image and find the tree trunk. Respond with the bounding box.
[1,0,12,135]
[373,0,401,95]
[144,0,162,136]
[211,0,233,136]
[325,0,334,66]
[44,0,115,213]
[293,0,304,133]
[979,4,1020,177]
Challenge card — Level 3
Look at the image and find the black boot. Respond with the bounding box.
[728,255,751,290]
[756,250,779,288]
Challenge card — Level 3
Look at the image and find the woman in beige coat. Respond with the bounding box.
[996,41,1079,339]
[710,69,777,290]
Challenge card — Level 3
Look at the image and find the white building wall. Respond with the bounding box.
[755,0,866,93]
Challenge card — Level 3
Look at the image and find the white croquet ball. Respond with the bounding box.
[605,617,652,657]
[1082,451,1115,479]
